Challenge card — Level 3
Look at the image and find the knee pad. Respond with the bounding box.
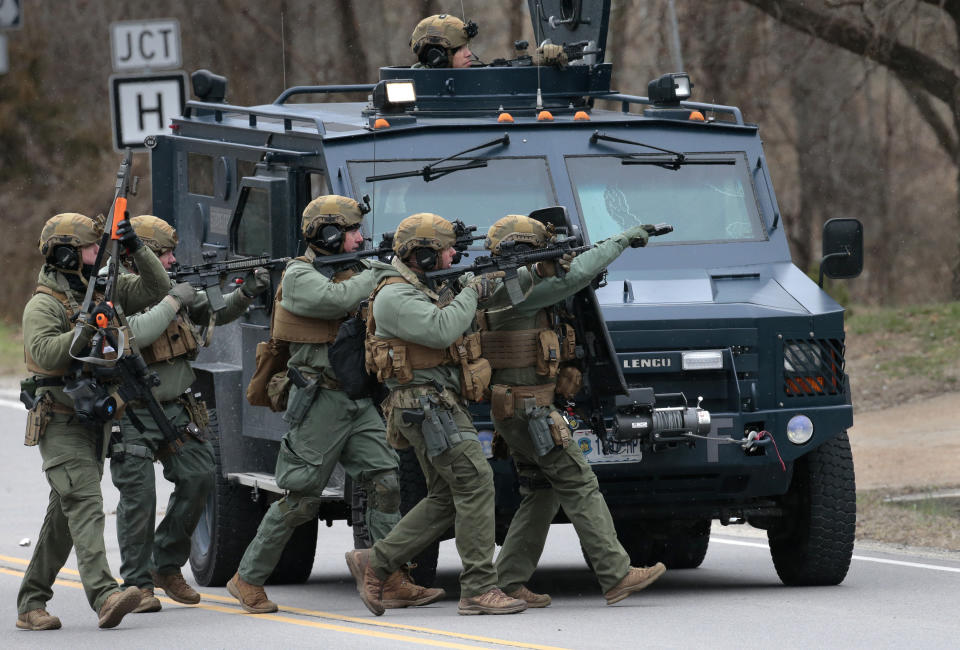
[365,470,400,513]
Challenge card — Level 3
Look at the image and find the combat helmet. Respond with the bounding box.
[410,14,476,64]
[485,215,550,255]
[301,195,366,254]
[38,213,103,261]
[393,213,456,264]
[131,215,178,255]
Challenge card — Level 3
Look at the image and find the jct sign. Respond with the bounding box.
[111,19,181,71]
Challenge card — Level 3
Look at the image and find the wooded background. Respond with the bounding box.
[1,0,956,323]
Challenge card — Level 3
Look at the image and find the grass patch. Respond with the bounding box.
[856,488,960,551]
[0,322,25,377]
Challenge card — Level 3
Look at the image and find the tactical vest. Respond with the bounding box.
[365,275,489,400]
[141,311,200,364]
[271,259,357,345]
[479,308,577,378]
[25,284,131,376]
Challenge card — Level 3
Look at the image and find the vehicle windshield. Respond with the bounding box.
[565,152,766,244]
[349,158,556,239]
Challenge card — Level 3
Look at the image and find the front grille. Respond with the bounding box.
[783,338,845,397]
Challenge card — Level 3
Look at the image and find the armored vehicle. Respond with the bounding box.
[150,0,863,588]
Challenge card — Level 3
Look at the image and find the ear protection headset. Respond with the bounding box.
[51,244,80,271]
[413,246,439,271]
[303,219,345,253]
[421,45,449,68]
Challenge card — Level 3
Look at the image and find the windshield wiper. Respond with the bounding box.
[590,131,735,171]
[366,134,510,183]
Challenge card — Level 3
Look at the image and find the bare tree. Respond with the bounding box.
[740,0,960,296]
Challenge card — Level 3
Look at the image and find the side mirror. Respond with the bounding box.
[819,218,863,286]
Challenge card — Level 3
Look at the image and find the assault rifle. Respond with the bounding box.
[488,39,600,68]
[311,230,396,278]
[170,253,290,312]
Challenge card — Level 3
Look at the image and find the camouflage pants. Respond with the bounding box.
[109,401,215,587]
[493,411,631,594]
[18,413,124,614]
[369,400,497,598]
[238,386,400,586]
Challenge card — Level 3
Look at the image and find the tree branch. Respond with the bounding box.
[897,73,960,157]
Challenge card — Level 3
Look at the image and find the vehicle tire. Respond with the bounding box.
[768,431,856,586]
[350,478,372,549]
[611,519,711,569]
[190,409,260,587]
[266,518,318,585]
[658,519,710,569]
[398,446,439,587]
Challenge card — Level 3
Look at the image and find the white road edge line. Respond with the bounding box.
[712,537,960,573]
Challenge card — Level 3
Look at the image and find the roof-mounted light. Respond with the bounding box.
[372,79,417,113]
[191,69,228,103]
[648,72,692,107]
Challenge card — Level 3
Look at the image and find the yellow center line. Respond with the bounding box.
[0,556,567,650]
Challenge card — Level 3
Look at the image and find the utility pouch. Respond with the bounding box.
[267,371,291,412]
[459,358,492,402]
[557,324,577,361]
[450,332,483,363]
[418,395,459,458]
[183,391,210,432]
[523,397,556,457]
[536,329,561,378]
[490,384,514,420]
[247,338,291,408]
[392,346,413,384]
[283,367,319,427]
[555,365,583,400]
[548,410,572,448]
[24,392,54,447]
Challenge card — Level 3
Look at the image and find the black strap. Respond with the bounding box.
[34,376,65,388]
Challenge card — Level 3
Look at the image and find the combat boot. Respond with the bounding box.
[131,586,162,613]
[458,588,527,615]
[98,586,141,629]
[226,572,278,614]
[151,569,201,605]
[381,567,446,608]
[345,549,385,616]
[604,563,666,605]
[16,608,61,630]
[506,584,551,608]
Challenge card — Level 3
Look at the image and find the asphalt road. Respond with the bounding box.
[1,393,958,649]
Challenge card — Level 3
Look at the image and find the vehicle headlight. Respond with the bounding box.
[784,342,824,373]
[786,414,814,445]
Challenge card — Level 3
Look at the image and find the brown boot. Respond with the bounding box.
[227,572,278,614]
[458,588,527,615]
[132,587,162,613]
[381,567,446,608]
[16,608,61,630]
[506,584,551,608]
[604,563,666,605]
[344,549,385,616]
[98,586,141,629]
[151,570,200,605]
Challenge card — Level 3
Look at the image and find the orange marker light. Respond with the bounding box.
[498,112,514,123]
[373,118,391,129]
[573,111,590,121]
[537,110,554,122]
[689,110,706,121]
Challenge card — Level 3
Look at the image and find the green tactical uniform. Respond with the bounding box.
[237,255,402,586]
[487,231,638,594]
[364,256,499,598]
[18,245,168,615]
[109,283,252,589]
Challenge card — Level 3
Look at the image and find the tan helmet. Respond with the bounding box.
[131,215,178,254]
[485,215,550,255]
[38,213,103,257]
[302,195,364,240]
[410,14,472,57]
[393,213,456,259]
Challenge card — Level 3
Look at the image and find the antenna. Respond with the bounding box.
[535,0,544,110]
[281,11,287,90]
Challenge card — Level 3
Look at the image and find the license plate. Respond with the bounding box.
[574,429,643,464]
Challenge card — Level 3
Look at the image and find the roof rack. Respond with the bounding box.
[273,84,376,105]
[183,100,328,134]
[605,93,744,125]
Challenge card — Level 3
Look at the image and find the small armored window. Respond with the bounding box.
[234,187,271,256]
[188,153,215,196]
[308,172,328,201]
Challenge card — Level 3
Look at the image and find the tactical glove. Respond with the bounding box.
[115,218,142,253]
[623,225,649,248]
[464,271,504,302]
[535,251,576,278]
[240,267,270,298]
[168,282,197,311]
[534,44,568,67]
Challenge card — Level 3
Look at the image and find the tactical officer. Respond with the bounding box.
[109,215,269,614]
[345,213,526,617]
[480,215,666,606]
[17,213,168,630]
[228,196,442,614]
[410,14,477,68]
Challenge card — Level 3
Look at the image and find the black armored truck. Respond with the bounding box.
[148,0,864,588]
